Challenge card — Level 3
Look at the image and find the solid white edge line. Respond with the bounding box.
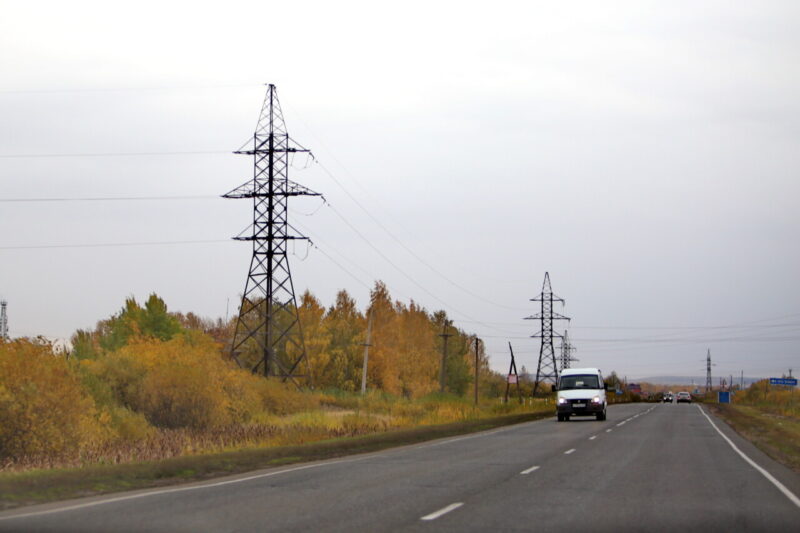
[1,419,534,521]
[421,502,464,521]
[697,405,800,509]
[564,449,576,455]
[520,465,540,475]
[420,425,518,448]
[0,456,366,521]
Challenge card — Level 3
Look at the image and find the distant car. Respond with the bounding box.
[676,391,692,403]
[663,392,673,403]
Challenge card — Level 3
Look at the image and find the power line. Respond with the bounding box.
[317,161,528,313]
[310,245,374,292]
[0,150,226,159]
[0,83,263,94]
[0,195,216,202]
[323,202,520,334]
[294,207,522,337]
[0,239,231,250]
[454,319,800,330]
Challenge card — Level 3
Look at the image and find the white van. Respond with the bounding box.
[556,368,607,421]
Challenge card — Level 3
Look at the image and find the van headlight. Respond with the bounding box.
[557,397,568,405]
[591,396,602,404]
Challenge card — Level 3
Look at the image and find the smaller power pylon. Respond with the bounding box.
[504,342,522,403]
[0,300,8,340]
[525,272,570,395]
[705,349,713,393]
[559,329,578,372]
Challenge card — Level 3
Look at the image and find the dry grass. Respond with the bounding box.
[0,408,552,510]
[1,392,550,473]
[710,403,800,474]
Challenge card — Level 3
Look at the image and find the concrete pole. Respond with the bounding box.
[474,338,480,406]
[438,322,452,393]
[360,311,373,395]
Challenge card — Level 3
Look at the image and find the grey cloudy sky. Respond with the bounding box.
[1,0,798,380]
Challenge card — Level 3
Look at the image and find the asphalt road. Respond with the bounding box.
[2,403,799,532]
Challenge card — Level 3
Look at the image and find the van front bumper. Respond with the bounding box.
[557,400,605,416]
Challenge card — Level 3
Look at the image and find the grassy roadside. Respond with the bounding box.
[0,410,551,511]
[708,403,800,474]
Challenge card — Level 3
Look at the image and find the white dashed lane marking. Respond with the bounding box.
[421,503,463,521]
[520,465,540,475]
[564,449,576,455]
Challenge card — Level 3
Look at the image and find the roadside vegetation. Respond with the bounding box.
[706,381,800,474]
[0,285,554,474]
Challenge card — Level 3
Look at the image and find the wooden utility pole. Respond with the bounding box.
[438,321,452,393]
[360,311,373,395]
[474,337,480,406]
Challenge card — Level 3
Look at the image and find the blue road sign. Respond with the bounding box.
[769,378,798,386]
[718,391,731,404]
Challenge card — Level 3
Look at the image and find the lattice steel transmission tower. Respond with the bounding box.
[559,329,578,372]
[526,272,570,395]
[705,349,713,392]
[223,84,320,382]
[0,300,8,341]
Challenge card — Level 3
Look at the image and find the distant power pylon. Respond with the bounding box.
[223,84,321,382]
[705,349,713,393]
[526,272,570,395]
[559,329,578,372]
[0,300,8,341]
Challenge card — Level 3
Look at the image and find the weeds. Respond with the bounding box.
[1,390,549,472]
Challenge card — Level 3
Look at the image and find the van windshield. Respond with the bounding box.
[559,375,600,390]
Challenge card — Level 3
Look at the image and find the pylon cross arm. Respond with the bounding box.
[222,180,321,199]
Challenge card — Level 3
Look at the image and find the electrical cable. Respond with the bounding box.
[0,195,216,202]
[0,83,263,94]
[0,151,227,159]
[322,202,522,335]
[316,161,529,312]
[0,239,231,250]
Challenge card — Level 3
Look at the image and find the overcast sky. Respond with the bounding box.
[1,0,798,380]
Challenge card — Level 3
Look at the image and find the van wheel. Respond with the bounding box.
[557,414,564,422]
[596,410,606,421]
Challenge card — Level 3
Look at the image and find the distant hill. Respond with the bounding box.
[635,375,760,387]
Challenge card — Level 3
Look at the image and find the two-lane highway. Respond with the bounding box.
[1,404,798,532]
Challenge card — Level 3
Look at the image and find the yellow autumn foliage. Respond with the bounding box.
[0,339,103,460]
[86,332,264,429]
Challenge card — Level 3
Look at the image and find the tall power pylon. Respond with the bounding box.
[0,300,8,341]
[526,272,570,395]
[559,329,578,372]
[705,349,713,392]
[223,84,320,382]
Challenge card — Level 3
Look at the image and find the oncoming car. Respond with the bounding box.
[676,391,692,403]
[556,368,607,422]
